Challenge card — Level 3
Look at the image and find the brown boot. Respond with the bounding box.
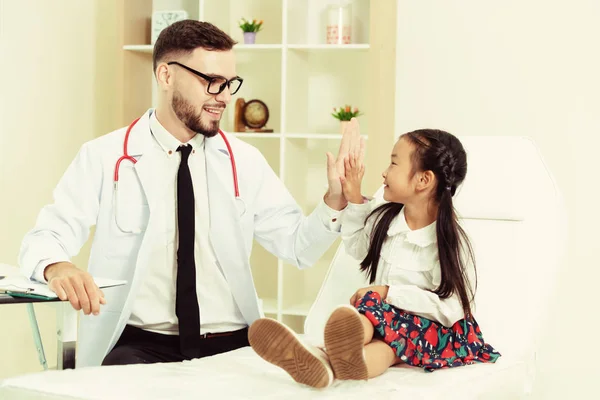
[249,318,333,388]
[324,305,369,381]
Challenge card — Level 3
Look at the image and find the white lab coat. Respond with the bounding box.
[18,109,340,368]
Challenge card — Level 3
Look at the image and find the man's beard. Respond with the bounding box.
[172,91,221,137]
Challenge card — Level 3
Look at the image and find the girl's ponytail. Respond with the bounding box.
[436,186,476,320]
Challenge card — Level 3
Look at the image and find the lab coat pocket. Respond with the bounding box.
[112,203,150,235]
[112,165,149,235]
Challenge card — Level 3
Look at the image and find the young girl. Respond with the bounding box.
[248,129,500,388]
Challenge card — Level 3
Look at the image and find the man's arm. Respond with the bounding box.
[19,142,105,315]
[252,118,366,269]
[252,154,340,269]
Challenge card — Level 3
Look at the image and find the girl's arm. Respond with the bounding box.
[385,285,466,327]
[340,201,375,261]
[340,153,374,261]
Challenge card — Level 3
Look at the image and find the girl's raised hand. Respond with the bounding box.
[340,152,365,204]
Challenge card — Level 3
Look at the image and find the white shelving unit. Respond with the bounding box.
[123,0,370,332]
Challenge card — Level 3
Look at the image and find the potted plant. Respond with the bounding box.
[332,105,362,133]
[239,18,263,44]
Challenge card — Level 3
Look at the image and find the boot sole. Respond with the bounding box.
[324,305,369,380]
[248,318,333,389]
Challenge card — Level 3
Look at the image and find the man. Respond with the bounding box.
[18,20,364,367]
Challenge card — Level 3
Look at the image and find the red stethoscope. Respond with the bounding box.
[113,116,244,233]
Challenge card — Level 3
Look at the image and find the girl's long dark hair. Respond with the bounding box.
[360,129,477,320]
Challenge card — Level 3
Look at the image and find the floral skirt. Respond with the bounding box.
[355,291,501,372]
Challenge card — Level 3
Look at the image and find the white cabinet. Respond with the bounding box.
[123,0,371,332]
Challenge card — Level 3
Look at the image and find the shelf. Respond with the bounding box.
[287,44,370,51]
[259,299,315,317]
[260,299,314,316]
[285,133,368,140]
[124,44,368,53]
[235,44,283,50]
[231,132,282,138]
[123,44,153,53]
[231,133,368,139]
[260,297,278,314]
[282,301,314,317]
[123,44,283,53]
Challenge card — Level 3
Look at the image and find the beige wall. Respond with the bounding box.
[393,0,600,398]
[364,0,397,195]
[0,0,119,378]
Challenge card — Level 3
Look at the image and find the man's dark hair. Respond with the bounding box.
[153,20,237,71]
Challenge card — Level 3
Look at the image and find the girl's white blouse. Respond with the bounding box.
[341,200,476,327]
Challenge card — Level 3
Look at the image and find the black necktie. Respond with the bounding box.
[175,145,201,356]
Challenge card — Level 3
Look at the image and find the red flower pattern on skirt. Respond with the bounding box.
[355,291,501,372]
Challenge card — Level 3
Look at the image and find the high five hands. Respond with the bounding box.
[325,118,366,210]
[340,151,365,205]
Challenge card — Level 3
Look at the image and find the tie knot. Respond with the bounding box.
[177,145,192,160]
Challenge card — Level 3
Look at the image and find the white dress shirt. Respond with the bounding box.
[341,199,476,327]
[128,112,247,335]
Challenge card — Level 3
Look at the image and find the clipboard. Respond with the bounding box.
[0,275,127,300]
[5,291,57,300]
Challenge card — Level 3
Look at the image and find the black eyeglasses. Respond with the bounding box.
[167,61,243,95]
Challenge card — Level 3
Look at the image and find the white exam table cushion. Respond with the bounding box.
[0,345,527,400]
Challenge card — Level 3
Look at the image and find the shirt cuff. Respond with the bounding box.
[32,258,69,283]
[386,284,406,304]
[341,199,372,220]
[385,285,423,318]
[316,197,343,232]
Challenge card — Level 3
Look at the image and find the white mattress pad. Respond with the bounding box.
[0,346,528,400]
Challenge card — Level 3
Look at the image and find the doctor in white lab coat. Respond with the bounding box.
[18,20,365,368]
